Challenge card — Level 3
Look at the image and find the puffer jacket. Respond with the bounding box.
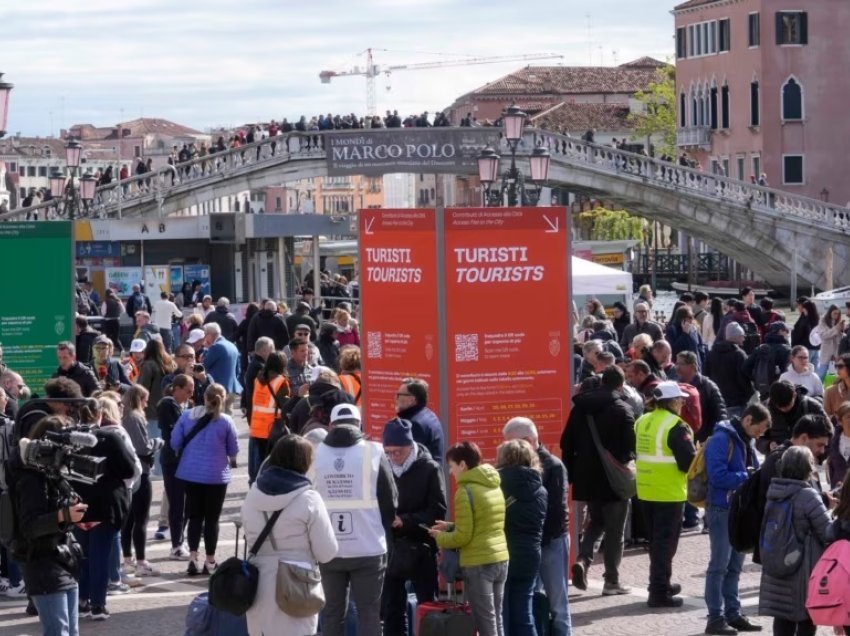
[435,464,508,568]
[171,406,240,484]
[705,419,758,509]
[704,341,755,408]
[758,478,834,622]
[241,466,338,635]
[499,465,547,580]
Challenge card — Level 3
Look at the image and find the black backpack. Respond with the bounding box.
[728,468,762,553]
[753,345,777,398]
[760,495,804,577]
[742,322,761,355]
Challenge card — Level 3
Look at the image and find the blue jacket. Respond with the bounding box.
[399,405,445,465]
[705,419,759,509]
[202,336,242,394]
[171,406,240,484]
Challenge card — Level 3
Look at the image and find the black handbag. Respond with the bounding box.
[387,537,428,579]
[266,381,291,452]
[208,509,282,616]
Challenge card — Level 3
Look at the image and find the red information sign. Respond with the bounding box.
[443,207,571,460]
[358,209,440,440]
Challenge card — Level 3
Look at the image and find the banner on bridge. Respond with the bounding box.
[326,129,500,176]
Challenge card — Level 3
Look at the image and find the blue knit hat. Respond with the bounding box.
[383,418,414,447]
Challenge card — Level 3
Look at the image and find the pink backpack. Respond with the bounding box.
[806,539,850,626]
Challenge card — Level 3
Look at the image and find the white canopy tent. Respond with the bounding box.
[571,256,633,296]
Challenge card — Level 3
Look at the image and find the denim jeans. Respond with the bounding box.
[538,535,572,636]
[503,575,536,636]
[810,349,820,367]
[110,532,121,583]
[465,561,508,636]
[248,437,269,485]
[817,361,831,381]
[32,586,79,636]
[705,506,744,620]
[578,499,629,584]
[75,523,118,608]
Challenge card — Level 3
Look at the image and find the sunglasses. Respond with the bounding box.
[837,364,847,369]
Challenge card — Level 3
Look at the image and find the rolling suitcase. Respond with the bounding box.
[184,521,250,636]
[416,583,474,636]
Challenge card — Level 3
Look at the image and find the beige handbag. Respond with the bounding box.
[261,504,326,618]
[275,560,325,617]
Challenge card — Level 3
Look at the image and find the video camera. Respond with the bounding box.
[19,427,105,486]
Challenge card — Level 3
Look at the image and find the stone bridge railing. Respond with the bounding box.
[3,127,850,236]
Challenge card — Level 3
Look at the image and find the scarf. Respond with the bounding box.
[391,445,418,478]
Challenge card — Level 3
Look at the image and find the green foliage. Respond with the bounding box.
[628,65,677,158]
[576,207,647,241]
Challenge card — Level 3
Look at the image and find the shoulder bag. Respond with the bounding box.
[586,415,637,500]
[208,509,283,616]
[263,493,326,618]
[175,413,214,468]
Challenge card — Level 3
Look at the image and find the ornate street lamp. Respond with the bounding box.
[50,140,91,219]
[49,168,67,199]
[65,139,82,170]
[0,73,13,138]
[477,105,548,206]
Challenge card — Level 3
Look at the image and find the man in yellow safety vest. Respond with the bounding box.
[635,381,697,608]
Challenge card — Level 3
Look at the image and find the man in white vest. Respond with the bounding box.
[314,404,398,636]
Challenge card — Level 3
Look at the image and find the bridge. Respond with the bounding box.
[3,128,849,290]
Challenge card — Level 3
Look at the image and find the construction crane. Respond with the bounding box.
[319,48,564,117]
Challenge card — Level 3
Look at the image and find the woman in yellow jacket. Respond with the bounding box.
[430,441,508,636]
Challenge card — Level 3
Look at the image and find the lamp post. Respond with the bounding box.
[50,139,96,219]
[0,73,14,138]
[477,103,550,206]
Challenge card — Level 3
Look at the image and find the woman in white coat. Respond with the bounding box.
[241,434,338,636]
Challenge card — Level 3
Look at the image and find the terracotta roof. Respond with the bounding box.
[673,0,721,10]
[619,56,668,69]
[115,118,202,136]
[532,103,634,133]
[0,137,67,157]
[466,59,667,98]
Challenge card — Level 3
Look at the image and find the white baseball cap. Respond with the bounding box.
[330,403,361,424]
[129,339,147,353]
[652,381,690,401]
[186,329,205,344]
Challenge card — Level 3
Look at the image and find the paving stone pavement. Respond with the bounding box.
[0,417,837,635]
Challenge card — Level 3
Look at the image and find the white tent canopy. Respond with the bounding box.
[571,256,633,296]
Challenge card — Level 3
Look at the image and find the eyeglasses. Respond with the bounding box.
[385,448,409,458]
[837,363,847,369]
[177,354,195,359]
[794,355,809,360]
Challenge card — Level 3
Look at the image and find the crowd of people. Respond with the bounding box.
[12,274,850,636]
[567,283,850,636]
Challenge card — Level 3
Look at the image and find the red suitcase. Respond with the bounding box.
[415,585,475,636]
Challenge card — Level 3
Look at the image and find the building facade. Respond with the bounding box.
[674,0,850,204]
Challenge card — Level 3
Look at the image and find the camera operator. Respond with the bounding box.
[72,400,137,620]
[10,415,88,634]
[15,377,84,442]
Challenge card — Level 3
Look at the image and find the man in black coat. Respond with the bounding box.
[620,302,664,348]
[285,302,318,343]
[380,419,447,634]
[743,322,792,399]
[240,337,273,421]
[246,300,290,352]
[762,380,827,453]
[560,366,635,595]
[203,298,239,342]
[317,323,341,371]
[675,351,728,443]
[52,342,99,397]
[74,316,100,366]
[705,322,756,418]
[505,417,572,635]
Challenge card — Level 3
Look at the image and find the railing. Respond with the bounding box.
[3,127,850,238]
[676,126,711,147]
[640,252,730,276]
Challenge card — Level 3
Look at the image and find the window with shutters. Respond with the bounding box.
[776,12,807,45]
[719,19,731,52]
[748,12,760,47]
[679,93,686,127]
[750,81,760,126]
[783,155,804,185]
[736,156,745,181]
[710,86,718,130]
[721,85,730,129]
[781,77,803,121]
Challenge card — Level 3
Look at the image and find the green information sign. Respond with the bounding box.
[0,222,74,393]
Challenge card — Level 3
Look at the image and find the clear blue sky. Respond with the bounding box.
[1,0,673,136]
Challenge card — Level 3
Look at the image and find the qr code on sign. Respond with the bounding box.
[367,332,383,359]
[454,333,479,362]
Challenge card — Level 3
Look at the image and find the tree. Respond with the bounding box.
[576,207,647,242]
[628,64,677,158]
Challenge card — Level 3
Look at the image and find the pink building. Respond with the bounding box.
[674,0,850,204]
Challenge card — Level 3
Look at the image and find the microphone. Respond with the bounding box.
[65,431,99,448]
